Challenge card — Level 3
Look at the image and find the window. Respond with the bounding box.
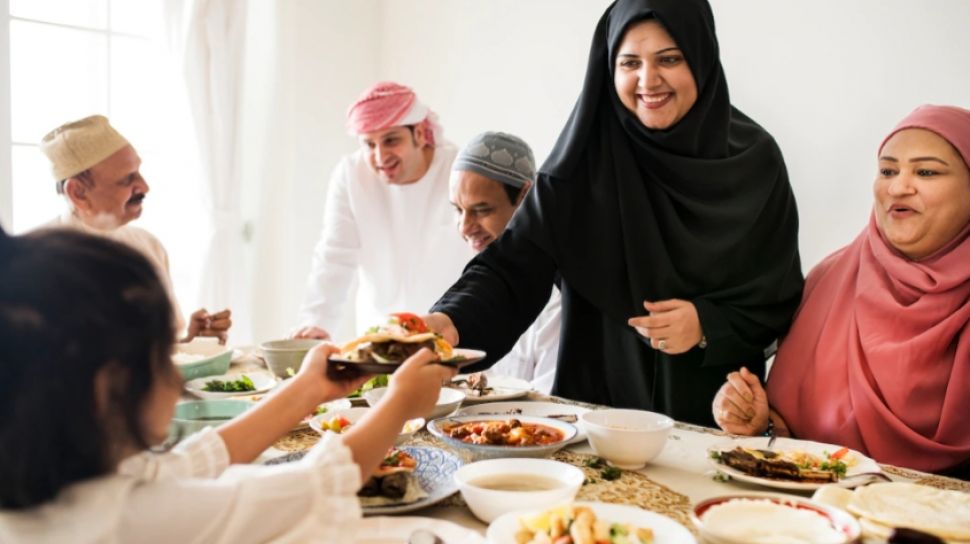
[5,0,207,314]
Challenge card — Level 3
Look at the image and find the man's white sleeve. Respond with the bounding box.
[297,159,361,333]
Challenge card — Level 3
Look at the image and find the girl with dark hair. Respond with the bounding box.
[428,0,803,426]
[0,227,455,542]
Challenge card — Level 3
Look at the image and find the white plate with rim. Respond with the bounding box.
[708,436,882,491]
[354,516,484,544]
[185,371,277,399]
[450,373,532,403]
[487,501,696,544]
[458,401,591,445]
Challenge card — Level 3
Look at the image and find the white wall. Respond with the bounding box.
[243,0,380,344]
[243,0,970,344]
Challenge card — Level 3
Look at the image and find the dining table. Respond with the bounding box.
[214,350,970,541]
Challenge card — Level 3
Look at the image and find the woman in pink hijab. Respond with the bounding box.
[712,104,970,475]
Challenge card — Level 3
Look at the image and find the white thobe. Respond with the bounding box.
[298,143,474,335]
[489,288,562,394]
[0,429,362,544]
[45,212,186,332]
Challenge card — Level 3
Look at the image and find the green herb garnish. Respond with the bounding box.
[584,457,606,469]
[202,375,255,392]
[600,465,622,481]
[348,374,389,398]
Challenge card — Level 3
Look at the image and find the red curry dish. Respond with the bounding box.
[443,419,565,447]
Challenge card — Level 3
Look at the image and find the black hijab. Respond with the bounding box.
[520,0,802,332]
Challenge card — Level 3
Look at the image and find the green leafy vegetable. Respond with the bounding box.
[584,457,606,469]
[348,374,389,398]
[202,375,255,392]
[601,465,622,481]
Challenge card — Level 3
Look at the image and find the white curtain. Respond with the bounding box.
[162,0,250,341]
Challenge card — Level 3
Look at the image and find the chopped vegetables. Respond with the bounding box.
[515,505,654,544]
[348,374,389,398]
[202,375,255,392]
[320,415,352,433]
[390,312,430,333]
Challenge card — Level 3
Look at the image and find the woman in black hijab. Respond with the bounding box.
[429,0,803,426]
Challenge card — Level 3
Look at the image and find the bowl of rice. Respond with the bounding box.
[172,339,233,380]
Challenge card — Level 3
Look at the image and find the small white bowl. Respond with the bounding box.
[308,406,424,445]
[581,409,673,469]
[363,386,465,420]
[454,458,584,523]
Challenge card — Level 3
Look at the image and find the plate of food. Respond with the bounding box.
[457,401,590,445]
[708,436,882,491]
[328,313,486,377]
[240,394,352,431]
[449,372,532,402]
[487,502,696,544]
[428,414,576,460]
[360,446,463,515]
[692,493,860,544]
[308,407,424,445]
[353,516,484,544]
[185,372,277,399]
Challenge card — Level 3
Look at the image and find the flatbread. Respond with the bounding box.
[848,483,970,541]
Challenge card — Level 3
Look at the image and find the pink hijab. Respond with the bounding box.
[767,105,970,473]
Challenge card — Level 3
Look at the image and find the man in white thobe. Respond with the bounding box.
[39,115,231,342]
[449,132,561,394]
[293,82,473,339]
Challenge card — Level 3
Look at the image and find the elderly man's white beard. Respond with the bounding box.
[76,210,126,231]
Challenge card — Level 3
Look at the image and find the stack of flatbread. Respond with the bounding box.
[814,482,970,543]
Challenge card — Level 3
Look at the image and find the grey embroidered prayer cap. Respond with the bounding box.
[452,131,535,188]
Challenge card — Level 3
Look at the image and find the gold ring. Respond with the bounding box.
[657,339,668,350]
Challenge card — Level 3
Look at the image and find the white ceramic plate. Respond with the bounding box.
[185,372,277,399]
[691,492,861,544]
[354,516,484,544]
[363,446,463,515]
[708,436,882,491]
[487,501,696,544]
[458,401,591,445]
[309,407,424,444]
[450,373,532,403]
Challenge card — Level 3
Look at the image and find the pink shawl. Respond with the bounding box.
[766,105,970,472]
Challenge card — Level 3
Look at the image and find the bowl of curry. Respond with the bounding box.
[427,415,577,460]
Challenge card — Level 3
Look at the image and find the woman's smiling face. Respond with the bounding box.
[613,18,698,130]
[874,128,970,260]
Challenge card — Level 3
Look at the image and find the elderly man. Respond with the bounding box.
[449,132,560,393]
[294,82,473,339]
[40,115,231,343]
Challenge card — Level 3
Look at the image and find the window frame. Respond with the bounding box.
[2,0,152,232]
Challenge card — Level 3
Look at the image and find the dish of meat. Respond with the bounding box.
[708,437,881,491]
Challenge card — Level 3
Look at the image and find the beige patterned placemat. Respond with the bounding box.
[402,432,694,530]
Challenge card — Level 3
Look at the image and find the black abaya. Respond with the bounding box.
[431,0,803,426]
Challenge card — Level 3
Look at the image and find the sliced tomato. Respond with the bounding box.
[830,447,850,460]
[390,312,429,333]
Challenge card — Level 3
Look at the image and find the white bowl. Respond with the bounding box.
[308,406,424,444]
[362,386,465,420]
[581,409,673,469]
[454,458,584,522]
[258,338,323,378]
[428,415,577,461]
